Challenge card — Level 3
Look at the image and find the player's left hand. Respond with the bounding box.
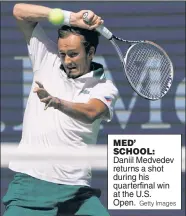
[33,81,50,99]
[33,81,59,110]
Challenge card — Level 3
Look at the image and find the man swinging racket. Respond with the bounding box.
[2,3,118,216]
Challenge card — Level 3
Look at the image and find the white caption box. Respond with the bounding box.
[108,134,181,210]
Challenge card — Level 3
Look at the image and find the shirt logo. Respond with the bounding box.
[104,96,112,102]
[80,89,90,94]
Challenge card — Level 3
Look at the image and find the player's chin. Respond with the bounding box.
[67,71,80,79]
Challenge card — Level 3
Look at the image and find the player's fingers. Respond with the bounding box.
[35,88,44,94]
[82,10,96,25]
[33,87,39,93]
[85,10,95,22]
[89,20,104,30]
[35,81,44,88]
[35,88,49,99]
[40,96,51,103]
[91,15,101,25]
[44,99,53,110]
[33,87,45,94]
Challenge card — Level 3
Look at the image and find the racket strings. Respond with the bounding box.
[130,54,167,98]
[125,43,172,99]
[147,54,172,95]
[131,50,152,84]
[137,51,166,95]
[127,49,159,96]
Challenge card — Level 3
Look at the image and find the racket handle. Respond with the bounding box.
[96,25,113,40]
[82,12,113,40]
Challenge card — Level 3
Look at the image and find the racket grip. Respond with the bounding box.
[96,25,113,40]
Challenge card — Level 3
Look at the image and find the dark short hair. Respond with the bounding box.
[58,25,100,53]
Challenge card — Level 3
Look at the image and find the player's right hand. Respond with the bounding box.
[70,10,104,30]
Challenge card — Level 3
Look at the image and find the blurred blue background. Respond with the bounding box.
[1,1,185,216]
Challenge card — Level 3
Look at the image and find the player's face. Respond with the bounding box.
[58,34,93,79]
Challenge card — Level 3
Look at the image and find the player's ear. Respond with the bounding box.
[88,46,95,59]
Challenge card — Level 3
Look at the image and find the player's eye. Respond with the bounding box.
[59,53,66,58]
[69,53,78,58]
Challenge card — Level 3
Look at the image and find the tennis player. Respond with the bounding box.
[2,3,118,216]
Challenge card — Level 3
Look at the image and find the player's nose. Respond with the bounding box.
[64,55,72,65]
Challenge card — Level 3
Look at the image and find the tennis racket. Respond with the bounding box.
[83,12,174,100]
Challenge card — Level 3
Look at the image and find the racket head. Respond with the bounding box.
[124,41,174,100]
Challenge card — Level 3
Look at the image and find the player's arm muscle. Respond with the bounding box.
[58,98,108,124]
[13,3,52,43]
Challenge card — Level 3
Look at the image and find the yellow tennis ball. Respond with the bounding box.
[48,9,64,25]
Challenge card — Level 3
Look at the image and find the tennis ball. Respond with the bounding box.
[48,9,64,25]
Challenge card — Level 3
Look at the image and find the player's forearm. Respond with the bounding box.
[13,3,52,22]
[34,82,106,123]
[13,3,103,31]
[56,99,100,124]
